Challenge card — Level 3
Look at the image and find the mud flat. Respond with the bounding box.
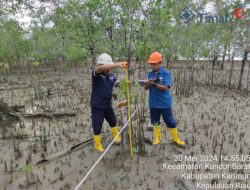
[0,68,249,190]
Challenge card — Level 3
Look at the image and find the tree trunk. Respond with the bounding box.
[247,60,250,90]
[89,46,95,66]
[228,52,235,86]
[220,45,227,70]
[191,57,195,82]
[61,34,65,64]
[238,50,248,90]
[211,56,218,85]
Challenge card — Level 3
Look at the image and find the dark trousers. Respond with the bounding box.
[91,107,117,135]
[150,108,176,128]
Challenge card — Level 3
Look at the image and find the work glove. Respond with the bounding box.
[114,79,120,87]
[116,101,128,108]
[120,62,128,69]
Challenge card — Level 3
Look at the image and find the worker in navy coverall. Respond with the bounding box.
[90,53,128,152]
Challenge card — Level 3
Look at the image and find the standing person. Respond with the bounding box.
[91,53,128,152]
[144,52,185,146]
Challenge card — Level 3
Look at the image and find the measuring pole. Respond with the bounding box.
[126,0,133,159]
[125,67,133,158]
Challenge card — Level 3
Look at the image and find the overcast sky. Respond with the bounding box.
[14,1,250,31]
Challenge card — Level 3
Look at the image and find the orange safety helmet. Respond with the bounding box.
[147,52,162,64]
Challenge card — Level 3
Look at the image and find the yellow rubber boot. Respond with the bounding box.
[153,126,161,145]
[94,135,104,152]
[169,128,185,145]
[110,127,121,144]
[157,126,161,142]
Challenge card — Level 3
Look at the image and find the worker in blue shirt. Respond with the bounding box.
[91,53,128,152]
[144,52,185,146]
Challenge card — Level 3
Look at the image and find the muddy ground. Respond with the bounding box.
[0,66,250,190]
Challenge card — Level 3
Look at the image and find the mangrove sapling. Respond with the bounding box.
[4,160,7,172]
[133,80,146,154]
[24,161,33,184]
[117,78,130,154]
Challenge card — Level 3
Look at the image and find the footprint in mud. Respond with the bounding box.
[174,176,189,190]
[120,173,129,189]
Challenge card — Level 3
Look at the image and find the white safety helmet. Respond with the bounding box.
[96,53,114,65]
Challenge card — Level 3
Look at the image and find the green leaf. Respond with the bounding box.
[23,164,33,173]
[32,61,40,66]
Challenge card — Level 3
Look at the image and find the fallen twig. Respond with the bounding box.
[9,111,76,119]
[36,137,93,165]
